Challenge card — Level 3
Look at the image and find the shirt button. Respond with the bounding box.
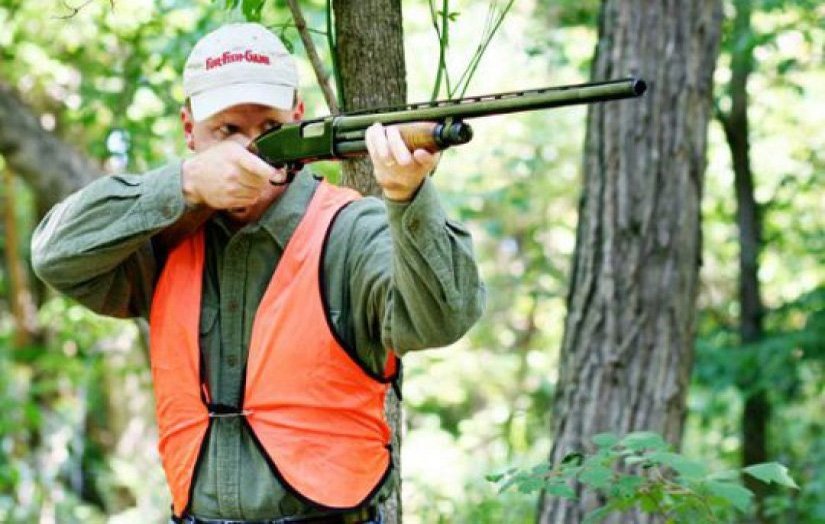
[227,300,239,313]
[408,218,420,233]
[227,354,238,368]
[162,203,176,219]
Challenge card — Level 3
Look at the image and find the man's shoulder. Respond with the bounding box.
[322,190,389,260]
[333,192,387,230]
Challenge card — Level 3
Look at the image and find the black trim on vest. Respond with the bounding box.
[241,418,394,512]
[391,359,403,402]
[318,202,400,385]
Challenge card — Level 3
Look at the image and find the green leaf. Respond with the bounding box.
[497,474,519,494]
[485,472,505,483]
[516,476,544,494]
[777,58,798,75]
[647,451,707,479]
[580,464,613,490]
[530,463,551,476]
[639,493,659,513]
[706,469,740,481]
[706,481,753,512]
[612,474,643,498]
[592,432,619,449]
[546,482,577,499]
[743,463,799,489]
[561,452,584,466]
[242,0,264,21]
[487,467,517,485]
[620,431,667,452]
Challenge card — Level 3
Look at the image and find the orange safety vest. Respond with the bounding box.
[149,181,398,517]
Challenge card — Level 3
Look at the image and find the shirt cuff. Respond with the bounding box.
[384,177,446,236]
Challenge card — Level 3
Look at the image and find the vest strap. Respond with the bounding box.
[207,403,251,418]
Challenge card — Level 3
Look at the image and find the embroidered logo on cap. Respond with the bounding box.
[206,50,272,70]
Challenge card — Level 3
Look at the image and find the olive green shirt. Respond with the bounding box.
[31,163,485,520]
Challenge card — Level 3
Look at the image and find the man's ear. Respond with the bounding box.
[292,95,305,122]
[181,106,196,151]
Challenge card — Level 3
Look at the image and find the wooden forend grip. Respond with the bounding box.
[397,121,473,153]
[397,122,440,152]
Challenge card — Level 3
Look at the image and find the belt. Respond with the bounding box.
[175,505,382,524]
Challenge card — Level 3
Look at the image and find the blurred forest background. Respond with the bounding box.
[0,0,823,523]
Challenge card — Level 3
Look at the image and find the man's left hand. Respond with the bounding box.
[365,123,440,202]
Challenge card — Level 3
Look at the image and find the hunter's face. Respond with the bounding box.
[180,100,305,224]
[183,102,302,151]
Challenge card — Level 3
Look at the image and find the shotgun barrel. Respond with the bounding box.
[250,77,646,175]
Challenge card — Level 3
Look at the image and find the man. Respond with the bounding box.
[31,23,484,524]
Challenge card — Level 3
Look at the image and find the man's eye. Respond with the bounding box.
[263,120,280,132]
[217,124,240,136]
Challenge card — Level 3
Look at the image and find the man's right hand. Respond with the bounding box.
[181,141,284,209]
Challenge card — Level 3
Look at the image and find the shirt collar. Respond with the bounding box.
[211,170,319,249]
[260,171,320,249]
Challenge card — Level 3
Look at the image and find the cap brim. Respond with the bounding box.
[190,83,294,122]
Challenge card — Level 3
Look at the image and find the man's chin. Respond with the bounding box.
[225,207,253,223]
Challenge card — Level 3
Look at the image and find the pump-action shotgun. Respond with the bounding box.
[249,77,647,180]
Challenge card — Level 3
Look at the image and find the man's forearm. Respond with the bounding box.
[343,178,486,354]
[31,163,194,317]
[382,182,486,352]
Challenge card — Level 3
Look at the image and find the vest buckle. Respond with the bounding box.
[206,403,251,418]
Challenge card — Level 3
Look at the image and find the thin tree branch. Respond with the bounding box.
[286,0,340,114]
[55,0,114,19]
[428,0,449,100]
[270,22,327,36]
[326,0,343,110]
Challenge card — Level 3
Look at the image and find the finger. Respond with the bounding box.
[236,149,279,180]
[225,189,261,208]
[386,126,412,166]
[366,123,392,165]
[227,185,258,202]
[412,149,437,167]
[364,124,378,164]
[271,167,288,185]
[237,168,270,189]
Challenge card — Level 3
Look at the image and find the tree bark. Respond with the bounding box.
[537,1,723,523]
[2,168,39,346]
[331,2,407,522]
[716,0,768,518]
[333,0,406,197]
[0,82,99,209]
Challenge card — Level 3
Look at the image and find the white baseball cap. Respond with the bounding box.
[183,23,299,122]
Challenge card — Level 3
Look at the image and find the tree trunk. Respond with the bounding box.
[0,82,99,209]
[716,0,768,519]
[2,168,39,346]
[331,2,406,522]
[538,1,723,523]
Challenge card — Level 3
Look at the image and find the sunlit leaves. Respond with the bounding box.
[744,463,800,489]
[490,431,799,521]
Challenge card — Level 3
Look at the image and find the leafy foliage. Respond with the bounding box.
[490,432,799,523]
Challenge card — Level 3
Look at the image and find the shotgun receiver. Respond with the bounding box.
[249,77,646,179]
